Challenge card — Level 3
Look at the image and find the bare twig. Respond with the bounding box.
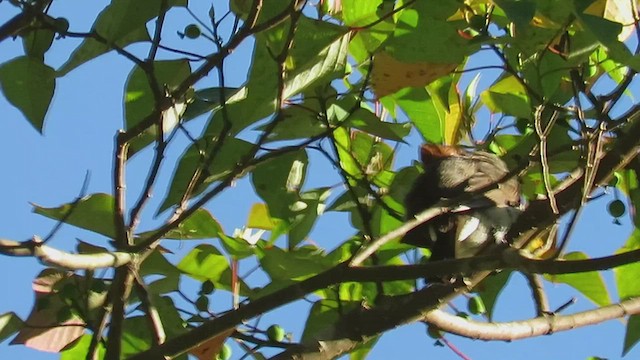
[524,273,550,316]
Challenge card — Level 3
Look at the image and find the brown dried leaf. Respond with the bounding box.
[188,328,235,360]
[370,51,458,98]
[10,269,85,353]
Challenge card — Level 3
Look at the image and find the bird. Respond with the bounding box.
[402,144,522,261]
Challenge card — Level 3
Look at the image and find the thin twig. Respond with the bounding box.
[524,273,549,316]
[41,172,91,243]
[133,272,166,346]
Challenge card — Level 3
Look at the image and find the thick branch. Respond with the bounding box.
[0,237,133,270]
[423,297,640,341]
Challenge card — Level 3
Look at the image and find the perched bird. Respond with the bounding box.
[402,144,522,261]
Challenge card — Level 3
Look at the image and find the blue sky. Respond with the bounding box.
[0,1,638,359]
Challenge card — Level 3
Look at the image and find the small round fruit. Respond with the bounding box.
[267,324,285,342]
[200,280,215,295]
[427,324,443,339]
[217,343,232,360]
[184,24,201,39]
[467,296,486,315]
[53,17,69,34]
[195,295,209,312]
[608,199,626,218]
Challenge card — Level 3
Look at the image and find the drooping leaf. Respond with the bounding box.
[58,0,188,75]
[344,107,410,142]
[177,244,250,295]
[481,75,532,119]
[287,188,331,248]
[246,203,277,230]
[123,60,192,157]
[11,269,105,352]
[124,59,191,129]
[32,193,116,239]
[177,244,230,282]
[188,328,235,360]
[0,312,24,343]
[252,150,308,220]
[614,232,640,300]
[301,299,360,342]
[476,271,513,321]
[158,137,254,213]
[182,87,240,121]
[390,87,445,143]
[22,28,55,60]
[623,314,640,356]
[121,316,152,357]
[138,208,222,241]
[0,56,55,132]
[259,245,329,283]
[257,105,328,142]
[544,252,611,306]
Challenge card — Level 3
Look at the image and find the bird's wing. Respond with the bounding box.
[462,152,520,208]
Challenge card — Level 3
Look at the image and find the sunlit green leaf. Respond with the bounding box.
[476,271,512,321]
[158,137,254,213]
[545,252,611,306]
[32,193,116,239]
[138,208,222,240]
[58,0,187,75]
[252,150,308,219]
[61,335,105,360]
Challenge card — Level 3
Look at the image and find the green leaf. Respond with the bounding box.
[0,56,55,132]
[124,59,191,129]
[623,315,640,356]
[158,137,254,213]
[614,232,640,300]
[0,312,24,343]
[22,28,55,59]
[121,316,152,357]
[341,0,384,27]
[390,87,445,143]
[544,252,611,306]
[481,75,531,119]
[201,17,348,140]
[287,188,331,248]
[178,244,230,281]
[575,13,640,72]
[182,87,239,121]
[344,108,410,142]
[32,193,116,239]
[177,244,249,295]
[61,335,105,360]
[147,275,180,295]
[349,336,380,360]
[494,0,536,29]
[58,0,187,75]
[301,299,359,342]
[252,150,308,219]
[153,296,187,337]
[247,203,277,230]
[257,105,328,142]
[387,0,470,63]
[124,60,192,157]
[259,246,328,282]
[138,208,221,240]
